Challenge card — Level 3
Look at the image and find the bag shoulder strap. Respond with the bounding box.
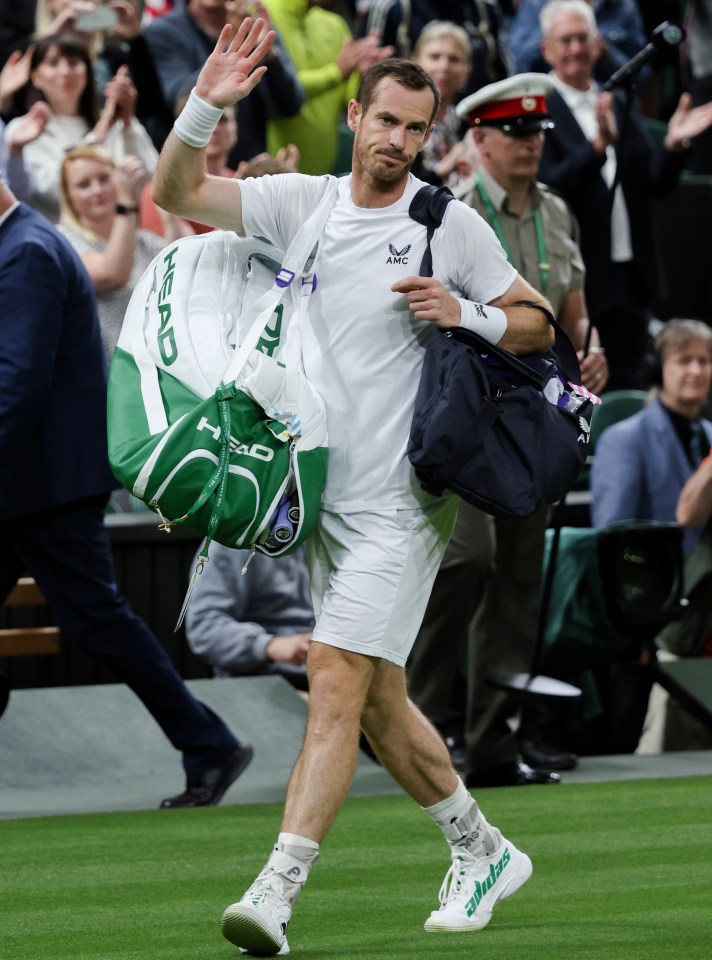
[408,184,455,278]
[221,175,338,387]
[409,183,584,388]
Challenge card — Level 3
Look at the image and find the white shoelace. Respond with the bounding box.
[437,856,469,906]
[247,873,291,925]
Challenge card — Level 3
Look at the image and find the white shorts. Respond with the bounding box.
[306,498,458,668]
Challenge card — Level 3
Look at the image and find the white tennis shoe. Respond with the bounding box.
[424,829,532,932]
[222,869,292,956]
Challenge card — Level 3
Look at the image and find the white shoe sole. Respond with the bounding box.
[424,846,533,933]
[221,902,288,956]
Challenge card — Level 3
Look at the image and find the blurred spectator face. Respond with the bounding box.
[350,77,435,184]
[188,0,229,15]
[477,127,544,182]
[541,10,601,91]
[207,106,238,163]
[63,154,116,225]
[660,339,712,416]
[31,42,88,113]
[414,35,471,108]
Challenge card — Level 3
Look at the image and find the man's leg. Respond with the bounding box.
[2,501,249,800]
[464,510,563,785]
[222,646,533,954]
[363,657,458,805]
[222,641,377,955]
[281,643,378,838]
[362,659,533,934]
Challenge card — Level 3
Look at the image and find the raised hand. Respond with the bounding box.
[104,65,138,129]
[336,32,394,80]
[0,46,34,114]
[593,91,617,154]
[114,154,148,206]
[665,92,712,151]
[106,0,142,41]
[194,19,276,109]
[45,0,97,34]
[5,101,51,154]
[275,142,300,170]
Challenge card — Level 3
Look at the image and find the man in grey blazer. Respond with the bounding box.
[591,319,712,559]
[588,319,712,753]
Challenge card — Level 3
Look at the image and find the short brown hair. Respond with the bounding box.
[356,58,441,128]
[655,319,712,363]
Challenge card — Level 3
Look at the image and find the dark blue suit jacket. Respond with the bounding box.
[538,89,685,320]
[0,204,118,522]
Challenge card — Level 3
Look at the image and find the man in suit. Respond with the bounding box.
[592,319,712,557]
[0,173,253,809]
[537,0,712,389]
[508,0,647,82]
[589,318,712,753]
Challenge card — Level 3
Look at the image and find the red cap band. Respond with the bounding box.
[466,95,549,126]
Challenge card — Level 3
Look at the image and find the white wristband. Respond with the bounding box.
[457,298,507,345]
[173,88,224,148]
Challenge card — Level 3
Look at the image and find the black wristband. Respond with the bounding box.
[115,204,139,215]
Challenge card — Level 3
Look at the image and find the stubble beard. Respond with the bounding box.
[357,147,414,185]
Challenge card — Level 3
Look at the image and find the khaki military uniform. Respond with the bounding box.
[408,167,585,775]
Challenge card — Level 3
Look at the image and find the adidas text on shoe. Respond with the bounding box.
[424,830,532,933]
[222,874,292,956]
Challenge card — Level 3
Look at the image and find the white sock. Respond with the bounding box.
[423,777,498,858]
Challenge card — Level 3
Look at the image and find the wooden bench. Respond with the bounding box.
[0,578,60,657]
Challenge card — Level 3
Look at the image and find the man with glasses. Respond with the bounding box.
[537,0,712,389]
[507,0,646,82]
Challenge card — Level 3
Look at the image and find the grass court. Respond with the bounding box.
[2,776,711,960]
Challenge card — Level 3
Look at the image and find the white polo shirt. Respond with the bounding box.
[239,172,516,513]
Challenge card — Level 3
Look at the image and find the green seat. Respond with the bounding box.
[572,389,648,491]
[589,388,648,448]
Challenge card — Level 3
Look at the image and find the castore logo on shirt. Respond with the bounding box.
[386,242,411,264]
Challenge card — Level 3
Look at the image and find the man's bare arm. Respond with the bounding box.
[488,274,554,354]
[392,272,554,355]
[152,130,246,231]
[152,19,275,232]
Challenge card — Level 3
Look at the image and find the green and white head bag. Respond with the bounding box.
[107,176,337,583]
